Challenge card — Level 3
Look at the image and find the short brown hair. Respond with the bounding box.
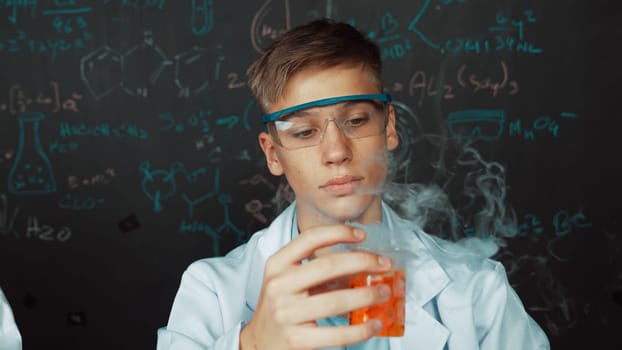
[247,18,382,111]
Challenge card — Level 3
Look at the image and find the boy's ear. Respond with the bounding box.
[385,105,399,151]
[258,131,284,176]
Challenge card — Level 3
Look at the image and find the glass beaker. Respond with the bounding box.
[8,113,57,195]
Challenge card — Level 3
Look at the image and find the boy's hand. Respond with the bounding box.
[240,225,392,350]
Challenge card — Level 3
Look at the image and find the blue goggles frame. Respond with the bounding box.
[261,93,392,123]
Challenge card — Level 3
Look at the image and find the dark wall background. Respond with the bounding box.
[0,1,620,349]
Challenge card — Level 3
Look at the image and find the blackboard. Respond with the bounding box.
[1,1,620,349]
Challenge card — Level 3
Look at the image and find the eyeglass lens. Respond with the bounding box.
[272,101,388,149]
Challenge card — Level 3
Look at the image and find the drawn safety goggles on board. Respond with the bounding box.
[446,109,505,142]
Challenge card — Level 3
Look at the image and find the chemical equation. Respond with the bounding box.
[0,82,83,115]
[408,1,541,54]
[0,0,37,24]
[0,193,72,242]
[249,1,540,57]
[456,209,593,239]
[1,0,91,23]
[58,121,149,140]
[58,193,105,210]
[446,109,577,142]
[0,28,92,61]
[67,168,117,189]
[158,100,254,134]
[507,113,577,140]
[0,1,93,60]
[346,11,413,61]
[442,9,541,55]
[392,60,519,107]
[48,141,79,155]
[81,31,224,99]
[159,110,211,134]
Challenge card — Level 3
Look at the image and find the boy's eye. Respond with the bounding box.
[291,128,317,139]
[345,114,370,127]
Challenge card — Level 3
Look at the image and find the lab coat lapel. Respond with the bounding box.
[396,256,451,350]
[245,203,297,312]
[391,305,450,350]
[380,248,451,350]
[383,203,451,349]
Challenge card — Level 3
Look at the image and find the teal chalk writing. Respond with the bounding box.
[447,109,505,142]
[103,0,166,10]
[1,0,38,24]
[0,28,92,61]
[553,210,592,237]
[178,193,246,256]
[48,141,79,154]
[58,194,104,211]
[58,122,149,139]
[191,0,214,36]
[448,110,576,142]
[407,0,439,49]
[42,7,91,15]
[442,8,541,55]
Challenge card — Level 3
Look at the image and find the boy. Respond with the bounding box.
[157,19,549,349]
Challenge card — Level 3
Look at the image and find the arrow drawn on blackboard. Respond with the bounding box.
[216,115,239,129]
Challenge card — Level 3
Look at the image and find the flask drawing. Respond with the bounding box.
[8,112,57,195]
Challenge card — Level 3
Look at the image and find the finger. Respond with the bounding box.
[286,321,383,349]
[278,284,392,324]
[266,225,365,273]
[283,250,392,293]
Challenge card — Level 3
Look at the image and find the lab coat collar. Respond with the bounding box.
[244,202,451,349]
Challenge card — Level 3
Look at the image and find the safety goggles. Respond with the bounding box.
[262,94,392,149]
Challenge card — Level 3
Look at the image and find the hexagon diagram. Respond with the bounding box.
[80,46,124,100]
[174,46,224,98]
[121,31,173,97]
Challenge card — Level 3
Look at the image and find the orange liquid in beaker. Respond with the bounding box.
[349,269,405,336]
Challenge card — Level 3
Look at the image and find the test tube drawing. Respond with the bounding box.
[8,113,57,195]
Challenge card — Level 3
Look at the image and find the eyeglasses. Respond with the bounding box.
[263,94,392,149]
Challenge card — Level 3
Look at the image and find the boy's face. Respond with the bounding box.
[259,64,399,230]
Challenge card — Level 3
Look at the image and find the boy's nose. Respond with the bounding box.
[320,119,350,143]
[320,119,352,165]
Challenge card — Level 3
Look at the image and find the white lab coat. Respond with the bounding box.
[0,288,21,350]
[157,202,550,349]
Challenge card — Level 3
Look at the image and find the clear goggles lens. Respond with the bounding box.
[267,95,390,149]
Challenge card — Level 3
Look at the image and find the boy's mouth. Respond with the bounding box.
[319,175,364,195]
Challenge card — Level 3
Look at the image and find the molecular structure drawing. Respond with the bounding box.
[80,30,224,100]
